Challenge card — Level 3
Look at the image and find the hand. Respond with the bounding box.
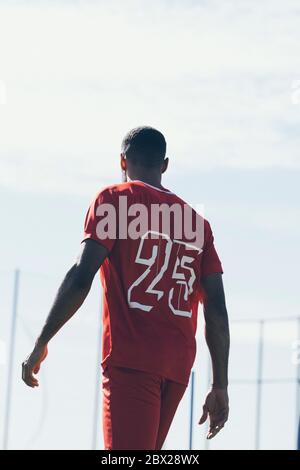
[198,388,229,439]
[22,343,48,388]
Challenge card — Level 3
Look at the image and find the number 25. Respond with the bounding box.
[128,231,201,318]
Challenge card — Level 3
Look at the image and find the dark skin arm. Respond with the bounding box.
[22,239,109,388]
[198,273,230,439]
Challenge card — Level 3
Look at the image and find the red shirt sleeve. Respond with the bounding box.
[201,220,223,278]
[82,188,117,253]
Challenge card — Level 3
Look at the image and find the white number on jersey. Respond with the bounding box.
[127,231,202,318]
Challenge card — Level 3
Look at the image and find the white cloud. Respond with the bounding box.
[0,0,300,194]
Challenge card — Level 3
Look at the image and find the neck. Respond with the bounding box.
[128,172,163,189]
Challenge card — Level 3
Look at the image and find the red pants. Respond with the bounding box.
[102,363,187,450]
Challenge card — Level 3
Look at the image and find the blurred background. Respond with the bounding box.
[0,0,299,450]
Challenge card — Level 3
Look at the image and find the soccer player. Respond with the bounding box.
[22,126,230,450]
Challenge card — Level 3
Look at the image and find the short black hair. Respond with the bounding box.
[121,126,167,168]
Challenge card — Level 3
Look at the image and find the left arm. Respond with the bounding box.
[22,239,108,387]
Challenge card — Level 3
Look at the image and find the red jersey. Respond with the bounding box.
[83,180,223,386]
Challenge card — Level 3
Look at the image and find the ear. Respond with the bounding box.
[120,153,127,171]
[161,157,169,174]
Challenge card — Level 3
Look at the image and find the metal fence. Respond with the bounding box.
[188,317,300,450]
[1,269,299,450]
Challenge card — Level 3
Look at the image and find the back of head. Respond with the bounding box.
[121,126,167,168]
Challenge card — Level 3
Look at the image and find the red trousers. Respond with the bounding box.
[102,363,187,450]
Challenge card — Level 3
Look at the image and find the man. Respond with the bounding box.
[22,126,230,450]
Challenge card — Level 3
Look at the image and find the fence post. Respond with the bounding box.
[255,319,264,450]
[296,318,300,450]
[92,294,102,450]
[3,269,20,450]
